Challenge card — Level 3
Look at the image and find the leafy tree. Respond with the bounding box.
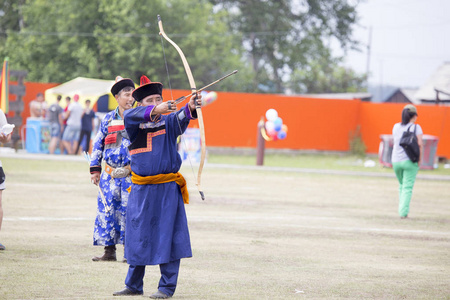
[210,0,365,93]
[0,0,25,37]
[0,0,251,92]
[0,0,365,94]
[289,56,366,94]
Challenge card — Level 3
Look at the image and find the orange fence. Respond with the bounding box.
[168,90,450,158]
[8,81,59,119]
[14,82,450,158]
[359,102,450,157]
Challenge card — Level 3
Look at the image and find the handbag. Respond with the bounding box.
[399,124,420,163]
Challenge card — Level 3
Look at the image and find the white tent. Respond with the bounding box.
[44,77,117,112]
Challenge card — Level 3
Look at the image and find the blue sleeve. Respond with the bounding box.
[90,114,110,169]
[167,103,197,137]
[124,106,155,143]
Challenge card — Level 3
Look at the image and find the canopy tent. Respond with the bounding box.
[44,77,117,112]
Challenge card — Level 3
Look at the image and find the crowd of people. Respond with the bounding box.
[29,92,97,155]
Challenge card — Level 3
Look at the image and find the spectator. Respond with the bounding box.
[47,95,64,154]
[75,99,96,154]
[60,96,71,154]
[29,92,47,118]
[61,94,83,154]
[0,108,12,250]
[391,104,423,219]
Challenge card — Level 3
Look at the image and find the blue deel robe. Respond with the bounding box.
[90,109,132,246]
[123,104,195,265]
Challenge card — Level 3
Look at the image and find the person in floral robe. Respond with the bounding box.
[89,77,135,261]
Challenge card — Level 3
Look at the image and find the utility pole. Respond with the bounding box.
[366,26,372,89]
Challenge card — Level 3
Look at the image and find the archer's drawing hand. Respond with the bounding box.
[154,100,177,116]
[91,173,100,186]
[189,94,202,112]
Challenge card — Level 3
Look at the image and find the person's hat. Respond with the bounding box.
[404,104,418,116]
[132,75,163,102]
[111,76,135,96]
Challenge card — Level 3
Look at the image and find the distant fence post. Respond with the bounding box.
[256,117,265,166]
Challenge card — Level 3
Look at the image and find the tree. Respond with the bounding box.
[0,0,366,94]
[210,0,365,93]
[0,0,252,92]
[289,56,366,94]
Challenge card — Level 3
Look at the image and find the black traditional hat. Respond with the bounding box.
[132,75,163,102]
[111,76,135,96]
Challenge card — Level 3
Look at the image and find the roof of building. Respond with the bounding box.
[298,92,372,101]
[400,88,420,104]
[414,62,450,101]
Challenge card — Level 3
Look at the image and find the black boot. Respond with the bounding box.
[92,245,117,261]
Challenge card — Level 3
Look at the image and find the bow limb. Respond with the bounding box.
[158,15,206,200]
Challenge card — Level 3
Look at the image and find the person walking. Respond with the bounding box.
[113,75,201,298]
[0,108,12,250]
[89,77,135,262]
[75,99,96,154]
[391,104,423,219]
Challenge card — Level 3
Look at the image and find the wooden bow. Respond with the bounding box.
[158,15,206,200]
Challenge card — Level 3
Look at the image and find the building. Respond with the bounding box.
[384,62,450,104]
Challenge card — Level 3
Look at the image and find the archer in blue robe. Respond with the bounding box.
[124,104,194,265]
[118,79,199,297]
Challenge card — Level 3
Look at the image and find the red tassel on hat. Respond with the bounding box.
[140,75,151,85]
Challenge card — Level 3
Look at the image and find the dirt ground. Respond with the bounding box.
[0,154,449,299]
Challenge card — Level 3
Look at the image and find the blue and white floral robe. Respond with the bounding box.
[90,108,132,246]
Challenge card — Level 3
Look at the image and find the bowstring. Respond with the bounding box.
[160,34,197,182]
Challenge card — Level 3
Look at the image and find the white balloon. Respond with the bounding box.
[265,109,278,121]
[203,91,218,106]
[265,121,275,131]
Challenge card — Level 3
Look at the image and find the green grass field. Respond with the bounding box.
[207,150,450,176]
[0,153,449,299]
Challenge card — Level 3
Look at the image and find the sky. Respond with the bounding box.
[340,0,450,89]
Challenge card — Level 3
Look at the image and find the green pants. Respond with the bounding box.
[393,160,419,217]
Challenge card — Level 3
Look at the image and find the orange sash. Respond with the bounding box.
[131,171,189,204]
